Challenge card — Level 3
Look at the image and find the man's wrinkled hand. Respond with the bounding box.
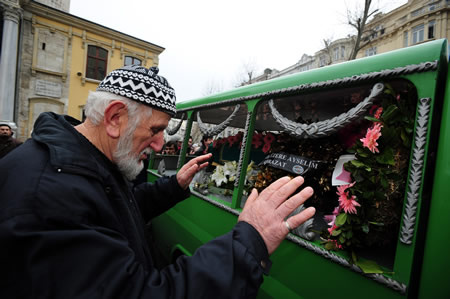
[238,176,315,255]
[176,153,212,189]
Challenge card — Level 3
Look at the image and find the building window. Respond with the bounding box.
[340,46,345,59]
[365,47,377,57]
[86,45,108,80]
[411,8,424,17]
[319,55,327,67]
[124,56,142,66]
[334,47,339,60]
[412,24,425,44]
[403,31,409,47]
[428,20,436,39]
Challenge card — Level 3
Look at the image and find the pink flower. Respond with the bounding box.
[337,182,361,214]
[374,107,383,119]
[360,122,383,153]
[328,224,338,235]
[324,206,341,227]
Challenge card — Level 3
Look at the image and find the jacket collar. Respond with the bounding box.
[32,112,115,179]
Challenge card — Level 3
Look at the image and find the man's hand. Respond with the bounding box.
[176,153,212,189]
[238,176,315,255]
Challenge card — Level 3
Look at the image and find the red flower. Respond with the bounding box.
[263,132,275,144]
[252,133,263,148]
[262,143,271,153]
[228,135,238,147]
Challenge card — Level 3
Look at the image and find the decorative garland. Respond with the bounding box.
[268,83,384,138]
[197,104,241,137]
[166,112,185,136]
[400,98,431,244]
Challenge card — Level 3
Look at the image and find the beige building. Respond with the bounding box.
[252,0,449,84]
[0,0,164,141]
[358,0,448,58]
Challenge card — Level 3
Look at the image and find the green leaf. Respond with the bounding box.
[382,104,399,122]
[350,160,366,168]
[380,175,389,189]
[335,213,348,226]
[362,224,370,234]
[376,147,395,165]
[356,259,384,274]
[369,221,385,226]
[352,251,358,264]
[364,116,381,122]
[324,242,335,250]
[331,229,341,236]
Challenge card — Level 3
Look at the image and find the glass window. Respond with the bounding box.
[334,47,339,61]
[412,24,425,44]
[86,46,108,80]
[403,31,409,47]
[319,55,327,67]
[340,46,345,59]
[189,104,249,207]
[254,80,418,270]
[428,20,436,39]
[364,47,377,57]
[124,56,142,66]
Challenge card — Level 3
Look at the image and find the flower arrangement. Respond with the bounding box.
[209,160,259,196]
[321,83,417,272]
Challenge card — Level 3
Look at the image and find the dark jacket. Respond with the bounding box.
[0,135,21,159]
[0,112,269,298]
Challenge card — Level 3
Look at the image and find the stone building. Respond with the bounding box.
[252,0,450,84]
[0,0,164,141]
[358,0,449,58]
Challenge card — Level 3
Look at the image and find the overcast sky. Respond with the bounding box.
[70,0,407,102]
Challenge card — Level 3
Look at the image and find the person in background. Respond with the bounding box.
[0,123,22,159]
[163,140,177,155]
[195,135,213,155]
[0,65,315,298]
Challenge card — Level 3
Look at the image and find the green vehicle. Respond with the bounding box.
[147,39,450,298]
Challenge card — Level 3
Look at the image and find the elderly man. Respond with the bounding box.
[0,123,22,159]
[0,65,315,298]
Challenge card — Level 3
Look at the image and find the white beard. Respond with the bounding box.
[113,125,150,181]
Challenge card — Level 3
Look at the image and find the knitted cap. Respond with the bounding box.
[97,65,176,116]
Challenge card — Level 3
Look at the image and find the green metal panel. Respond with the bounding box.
[416,60,450,298]
[149,39,450,298]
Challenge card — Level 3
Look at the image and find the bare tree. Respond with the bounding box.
[347,0,379,60]
[322,37,334,66]
[202,79,223,96]
[234,58,259,87]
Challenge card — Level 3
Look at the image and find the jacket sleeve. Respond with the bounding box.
[133,175,190,222]
[1,212,270,299]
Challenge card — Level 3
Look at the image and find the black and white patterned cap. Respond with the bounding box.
[97,65,176,116]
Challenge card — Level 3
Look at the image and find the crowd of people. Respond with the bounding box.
[161,135,214,156]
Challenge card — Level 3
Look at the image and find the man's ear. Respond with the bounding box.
[103,101,128,139]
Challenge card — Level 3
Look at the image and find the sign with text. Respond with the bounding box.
[259,152,326,175]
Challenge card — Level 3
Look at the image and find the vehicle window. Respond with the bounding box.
[252,79,418,271]
[190,104,249,207]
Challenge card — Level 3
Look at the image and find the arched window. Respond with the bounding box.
[86,45,108,80]
[124,56,142,66]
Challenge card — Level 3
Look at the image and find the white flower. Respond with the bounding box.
[211,166,227,187]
